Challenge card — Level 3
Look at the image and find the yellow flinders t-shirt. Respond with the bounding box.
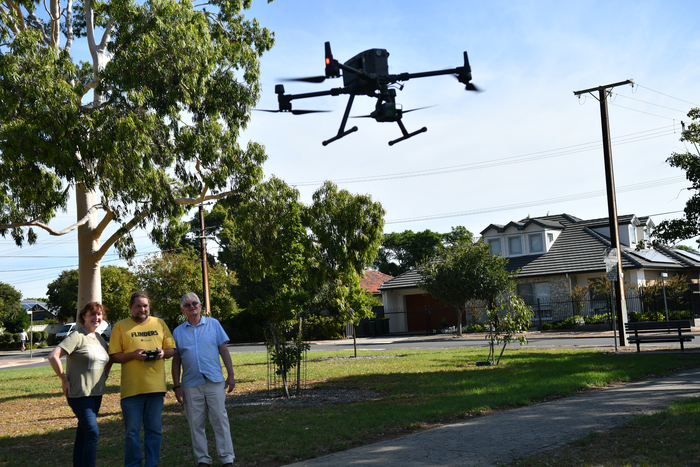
[108,316,175,399]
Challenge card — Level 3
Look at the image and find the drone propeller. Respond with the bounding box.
[254,109,330,115]
[351,105,435,118]
[282,76,328,84]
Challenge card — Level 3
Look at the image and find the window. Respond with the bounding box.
[629,225,637,244]
[529,233,544,253]
[517,282,551,305]
[487,238,501,255]
[547,233,554,243]
[508,236,522,255]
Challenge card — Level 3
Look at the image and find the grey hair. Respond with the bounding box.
[180,292,200,309]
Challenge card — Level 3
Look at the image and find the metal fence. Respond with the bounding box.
[373,289,700,335]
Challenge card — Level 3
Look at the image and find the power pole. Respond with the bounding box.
[574,79,633,347]
[199,204,211,315]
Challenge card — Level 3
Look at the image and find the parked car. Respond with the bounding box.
[98,322,112,342]
[55,323,76,343]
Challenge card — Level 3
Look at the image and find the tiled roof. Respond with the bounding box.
[360,270,394,294]
[503,214,691,277]
[379,214,699,290]
[379,269,423,290]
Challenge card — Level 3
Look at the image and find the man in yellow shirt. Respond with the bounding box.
[109,291,175,467]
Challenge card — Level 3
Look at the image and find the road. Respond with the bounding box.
[2,329,699,370]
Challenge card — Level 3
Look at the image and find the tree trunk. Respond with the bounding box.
[296,316,302,396]
[352,323,357,358]
[455,305,463,336]
[76,185,102,321]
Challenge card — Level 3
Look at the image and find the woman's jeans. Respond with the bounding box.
[66,395,103,467]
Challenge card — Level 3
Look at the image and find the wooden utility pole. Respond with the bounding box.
[574,79,633,347]
[199,204,211,315]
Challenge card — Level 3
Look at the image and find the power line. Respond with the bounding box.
[634,84,700,108]
[386,176,686,224]
[291,124,678,186]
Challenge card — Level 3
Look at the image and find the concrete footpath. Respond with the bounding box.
[285,367,700,466]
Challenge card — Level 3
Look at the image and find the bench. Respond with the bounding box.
[625,320,695,352]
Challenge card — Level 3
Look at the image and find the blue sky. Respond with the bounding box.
[3,0,700,299]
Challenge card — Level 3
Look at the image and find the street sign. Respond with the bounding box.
[604,248,618,281]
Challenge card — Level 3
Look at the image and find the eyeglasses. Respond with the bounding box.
[183,301,200,309]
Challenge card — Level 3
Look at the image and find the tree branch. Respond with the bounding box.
[96,210,147,258]
[0,204,104,236]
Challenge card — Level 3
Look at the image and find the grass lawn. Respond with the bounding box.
[1,347,699,466]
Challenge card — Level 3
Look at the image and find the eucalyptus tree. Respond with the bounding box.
[0,0,274,318]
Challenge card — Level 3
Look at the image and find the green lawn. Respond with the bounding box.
[1,348,698,466]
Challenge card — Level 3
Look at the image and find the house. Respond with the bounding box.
[379,213,700,333]
[354,270,394,337]
[20,300,56,321]
[379,269,457,333]
[480,213,700,318]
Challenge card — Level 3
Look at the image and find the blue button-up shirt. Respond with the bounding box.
[173,316,230,388]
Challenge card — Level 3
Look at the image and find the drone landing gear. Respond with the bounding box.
[389,120,427,146]
[323,94,358,146]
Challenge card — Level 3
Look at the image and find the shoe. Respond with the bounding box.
[222,464,234,467]
[197,463,211,467]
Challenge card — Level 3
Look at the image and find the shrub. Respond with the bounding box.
[629,311,665,322]
[303,315,344,341]
[584,313,610,325]
[464,323,485,333]
[669,310,692,320]
[541,322,553,331]
[223,309,266,343]
[47,333,58,346]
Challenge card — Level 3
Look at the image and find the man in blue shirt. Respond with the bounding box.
[171,292,235,467]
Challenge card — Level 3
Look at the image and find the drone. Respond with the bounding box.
[258,42,479,146]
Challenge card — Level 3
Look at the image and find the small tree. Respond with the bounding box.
[565,283,589,317]
[418,237,513,335]
[485,293,533,364]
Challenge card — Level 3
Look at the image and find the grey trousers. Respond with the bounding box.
[182,380,235,464]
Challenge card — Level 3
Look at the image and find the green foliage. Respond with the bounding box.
[485,293,533,364]
[303,315,345,341]
[233,178,385,393]
[464,322,485,333]
[584,313,610,325]
[670,310,692,320]
[46,269,79,323]
[47,266,139,323]
[629,311,668,322]
[101,266,138,322]
[374,226,471,276]
[418,236,513,335]
[224,308,266,343]
[648,108,700,246]
[0,0,274,310]
[565,283,589,315]
[0,282,24,332]
[136,251,238,330]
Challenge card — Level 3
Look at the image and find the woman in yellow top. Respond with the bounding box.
[48,302,112,467]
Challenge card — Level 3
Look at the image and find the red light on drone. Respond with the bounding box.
[326,58,331,65]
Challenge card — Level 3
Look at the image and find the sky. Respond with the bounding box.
[3,0,700,299]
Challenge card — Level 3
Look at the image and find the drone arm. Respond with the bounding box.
[394,67,464,81]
